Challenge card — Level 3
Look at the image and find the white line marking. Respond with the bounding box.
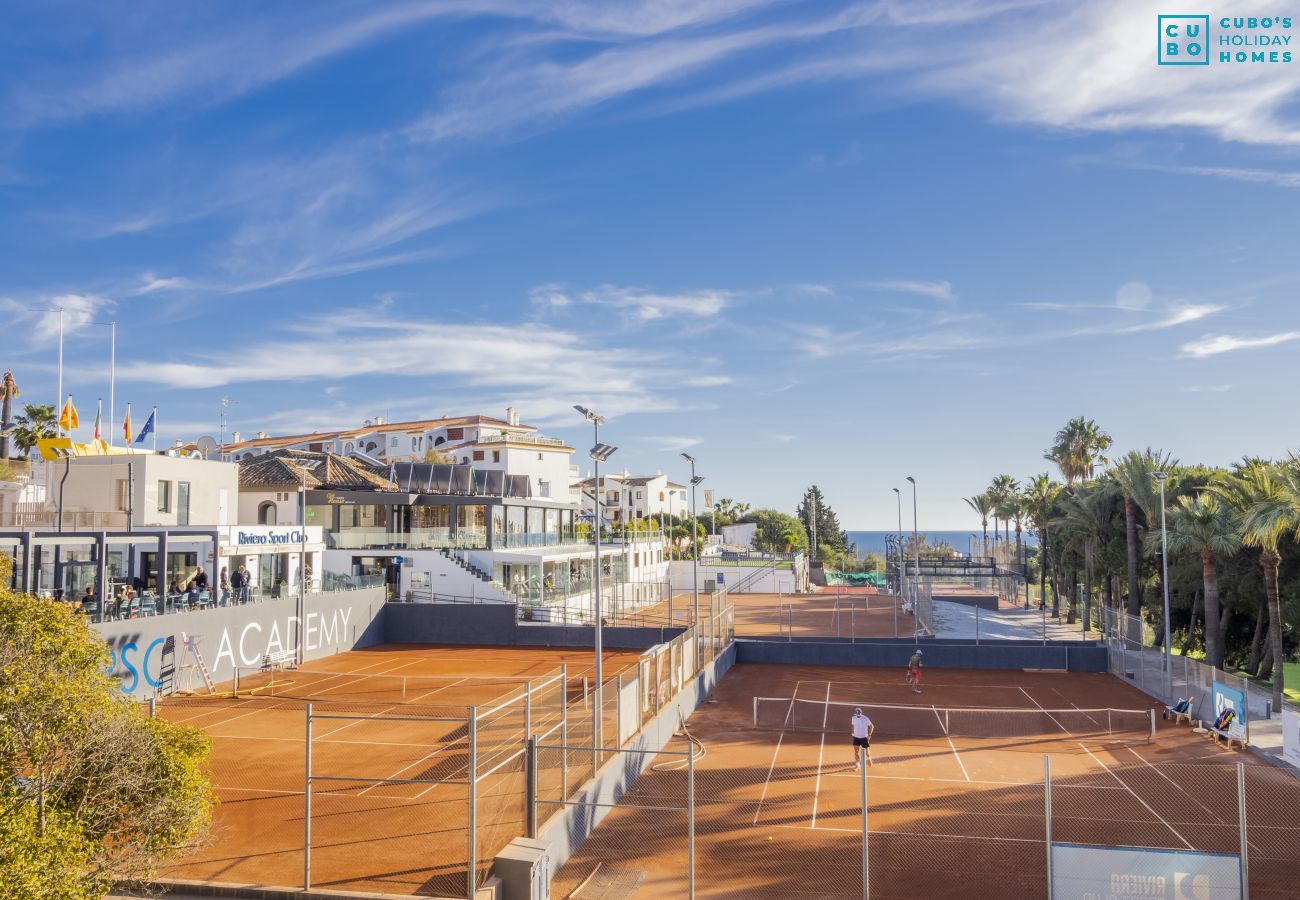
[946,737,971,782]
[1019,686,1072,735]
[1079,744,1193,850]
[751,730,786,826]
[776,823,1042,843]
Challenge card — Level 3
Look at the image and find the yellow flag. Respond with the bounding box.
[59,396,79,431]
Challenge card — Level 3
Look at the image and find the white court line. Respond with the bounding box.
[1079,744,1194,850]
[946,737,971,782]
[1018,687,1072,734]
[824,772,1075,787]
[811,682,831,828]
[799,679,1031,692]
[775,823,1042,843]
[753,688,800,826]
[1123,746,1263,855]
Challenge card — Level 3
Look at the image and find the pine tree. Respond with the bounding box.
[796,485,849,558]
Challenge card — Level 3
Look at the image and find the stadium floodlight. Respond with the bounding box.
[680,452,696,465]
[574,404,604,425]
[590,443,617,462]
[690,475,705,486]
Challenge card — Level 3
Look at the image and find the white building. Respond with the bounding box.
[212,409,573,501]
[571,471,689,522]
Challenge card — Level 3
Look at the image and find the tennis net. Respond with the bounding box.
[231,666,544,704]
[752,697,1154,743]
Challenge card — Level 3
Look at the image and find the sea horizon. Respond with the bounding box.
[844,530,1039,557]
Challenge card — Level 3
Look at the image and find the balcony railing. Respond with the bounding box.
[326,528,487,550]
[0,509,129,530]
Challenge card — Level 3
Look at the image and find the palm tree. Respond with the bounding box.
[1045,417,1113,487]
[1110,449,1176,618]
[987,475,1018,545]
[10,402,57,456]
[1025,474,1061,610]
[1165,493,1239,669]
[1214,459,1293,710]
[1056,486,1109,631]
[0,370,18,459]
[964,493,993,549]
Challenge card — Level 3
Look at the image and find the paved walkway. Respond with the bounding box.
[931,599,1102,642]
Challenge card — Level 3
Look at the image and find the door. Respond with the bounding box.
[177,481,191,526]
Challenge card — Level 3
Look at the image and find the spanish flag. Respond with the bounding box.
[123,403,133,444]
[58,395,79,432]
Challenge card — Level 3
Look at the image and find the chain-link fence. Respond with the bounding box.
[153,602,736,898]
[1101,606,1298,731]
[545,746,1300,899]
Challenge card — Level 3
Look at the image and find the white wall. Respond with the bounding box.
[720,522,757,548]
[57,455,238,527]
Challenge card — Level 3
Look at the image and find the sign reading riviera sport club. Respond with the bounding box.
[1051,843,1242,899]
[236,529,310,545]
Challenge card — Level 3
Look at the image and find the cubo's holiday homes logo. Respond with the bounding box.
[1159,14,1294,65]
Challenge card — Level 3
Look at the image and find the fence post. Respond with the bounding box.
[861,757,869,900]
[525,736,538,839]
[468,708,478,900]
[616,672,624,746]
[525,679,533,741]
[975,606,980,645]
[688,734,696,900]
[149,695,156,718]
[560,663,569,797]
[304,703,312,890]
[1238,762,1250,900]
[1044,755,1053,900]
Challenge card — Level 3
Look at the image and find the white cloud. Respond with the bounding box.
[767,432,796,443]
[1180,332,1300,358]
[862,279,955,301]
[533,284,732,321]
[685,375,733,387]
[133,273,190,295]
[1181,384,1232,393]
[0,294,113,343]
[646,435,703,452]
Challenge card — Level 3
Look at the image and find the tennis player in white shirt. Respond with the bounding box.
[850,707,874,770]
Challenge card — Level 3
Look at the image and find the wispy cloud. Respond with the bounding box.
[532,284,732,321]
[1180,331,1300,358]
[646,435,703,452]
[0,293,113,343]
[862,279,955,301]
[685,375,733,387]
[1181,384,1233,393]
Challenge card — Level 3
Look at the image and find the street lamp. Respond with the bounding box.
[681,453,703,634]
[575,405,616,731]
[906,476,919,605]
[892,488,903,596]
[1153,470,1171,695]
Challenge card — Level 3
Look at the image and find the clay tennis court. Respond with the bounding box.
[551,663,1300,898]
[156,644,644,897]
[623,588,918,639]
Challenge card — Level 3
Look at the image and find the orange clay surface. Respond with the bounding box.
[552,663,1300,898]
[156,644,643,897]
[628,588,920,638]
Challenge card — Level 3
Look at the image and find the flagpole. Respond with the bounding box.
[108,321,116,448]
[56,308,64,437]
[152,406,157,453]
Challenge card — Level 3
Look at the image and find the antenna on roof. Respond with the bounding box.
[218,397,237,449]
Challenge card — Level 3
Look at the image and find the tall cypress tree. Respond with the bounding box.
[796,485,849,558]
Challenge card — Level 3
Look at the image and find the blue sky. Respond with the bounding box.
[3,1,1299,529]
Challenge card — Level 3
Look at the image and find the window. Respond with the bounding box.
[659,491,665,501]
[114,479,130,512]
[537,452,543,461]
[258,501,277,525]
[390,436,399,447]
[447,427,464,440]
[492,450,500,463]
[473,450,485,461]
[177,482,191,526]
[636,491,643,499]
[434,435,445,446]
[157,480,171,513]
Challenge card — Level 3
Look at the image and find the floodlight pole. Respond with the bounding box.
[1154,471,1171,697]
[682,454,700,633]
[906,477,919,607]
[575,405,614,754]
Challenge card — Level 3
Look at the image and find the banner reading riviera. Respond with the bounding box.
[1051,843,1241,900]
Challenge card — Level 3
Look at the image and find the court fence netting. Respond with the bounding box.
[543,746,1300,899]
[151,600,735,899]
[752,696,1156,743]
[1102,606,1300,740]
